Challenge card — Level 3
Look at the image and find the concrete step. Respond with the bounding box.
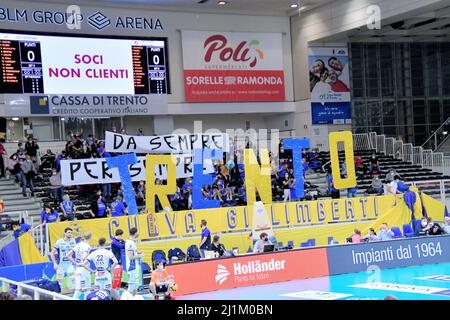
[0,189,25,195]
[3,203,42,212]
[0,179,19,186]
[0,194,29,201]
[3,198,40,206]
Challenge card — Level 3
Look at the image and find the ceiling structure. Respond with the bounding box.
[39,0,334,16]
[318,3,450,42]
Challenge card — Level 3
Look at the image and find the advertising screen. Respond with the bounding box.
[0,31,170,95]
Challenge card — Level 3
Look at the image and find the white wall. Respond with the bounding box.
[173,114,268,132]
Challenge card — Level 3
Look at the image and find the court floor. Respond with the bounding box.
[177,263,450,300]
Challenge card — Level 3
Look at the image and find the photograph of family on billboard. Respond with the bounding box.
[309,55,350,95]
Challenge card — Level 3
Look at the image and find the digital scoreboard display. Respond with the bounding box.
[0,31,170,95]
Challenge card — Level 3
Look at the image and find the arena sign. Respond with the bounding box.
[2,94,168,117]
[60,154,215,186]
[0,7,163,31]
[181,31,285,102]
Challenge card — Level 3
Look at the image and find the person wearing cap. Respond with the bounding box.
[253,232,272,253]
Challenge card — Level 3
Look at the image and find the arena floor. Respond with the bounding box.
[176,263,450,300]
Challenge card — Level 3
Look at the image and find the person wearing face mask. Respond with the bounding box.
[20,155,36,197]
[49,169,64,203]
[253,232,272,253]
[149,260,176,300]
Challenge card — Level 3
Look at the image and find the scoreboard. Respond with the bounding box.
[0,32,170,95]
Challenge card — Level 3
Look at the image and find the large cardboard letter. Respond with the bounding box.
[244,149,272,205]
[284,138,310,198]
[145,155,176,213]
[106,153,138,215]
[329,131,356,189]
[192,148,223,209]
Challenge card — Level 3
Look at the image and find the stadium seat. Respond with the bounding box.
[391,227,403,238]
[402,224,415,238]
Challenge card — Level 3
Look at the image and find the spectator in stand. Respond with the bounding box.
[70,135,84,159]
[211,235,229,258]
[199,219,211,257]
[328,175,340,199]
[25,136,40,165]
[55,151,66,172]
[85,135,98,158]
[367,174,384,195]
[16,142,25,158]
[429,222,443,236]
[40,149,56,172]
[42,206,59,224]
[236,182,247,206]
[386,175,401,195]
[443,217,450,234]
[89,193,109,218]
[282,172,292,202]
[110,196,127,217]
[8,153,21,183]
[302,158,313,176]
[253,232,272,253]
[20,155,36,197]
[417,217,433,236]
[385,169,398,183]
[378,223,395,241]
[354,155,364,175]
[169,186,184,211]
[49,168,64,204]
[182,177,193,210]
[111,229,126,265]
[322,160,332,190]
[363,228,378,242]
[61,194,76,221]
[137,128,144,136]
[0,141,6,179]
[369,153,379,174]
[347,185,357,198]
[12,221,31,238]
[351,229,362,243]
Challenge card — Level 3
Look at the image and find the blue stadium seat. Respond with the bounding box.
[391,227,403,238]
[414,220,422,233]
[277,242,283,248]
[287,241,294,248]
[402,224,415,238]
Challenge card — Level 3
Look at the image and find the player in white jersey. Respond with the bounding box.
[85,237,118,291]
[51,227,76,290]
[125,227,144,294]
[67,232,92,299]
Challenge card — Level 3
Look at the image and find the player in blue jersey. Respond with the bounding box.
[125,227,144,294]
[85,237,118,292]
[50,227,76,290]
[67,232,92,299]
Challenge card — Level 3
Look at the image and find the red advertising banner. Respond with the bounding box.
[166,248,329,296]
[181,31,285,103]
[184,70,285,102]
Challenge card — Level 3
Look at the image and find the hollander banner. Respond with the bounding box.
[2,94,168,117]
[105,131,229,154]
[181,30,285,102]
[60,155,214,186]
[309,47,351,125]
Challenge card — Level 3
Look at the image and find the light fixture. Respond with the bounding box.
[12,117,19,121]
[290,3,299,8]
[218,1,227,5]
[61,118,65,121]
[444,131,448,135]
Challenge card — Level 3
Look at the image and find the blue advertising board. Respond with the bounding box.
[326,235,450,275]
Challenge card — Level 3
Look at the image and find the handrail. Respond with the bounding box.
[0,277,73,300]
[421,116,450,150]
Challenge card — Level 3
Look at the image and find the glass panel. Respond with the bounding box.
[94,117,122,140]
[63,117,93,139]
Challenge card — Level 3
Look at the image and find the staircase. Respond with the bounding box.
[422,117,450,155]
[436,135,450,156]
[0,177,43,225]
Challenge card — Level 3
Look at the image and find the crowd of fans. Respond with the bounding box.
[0,131,443,226]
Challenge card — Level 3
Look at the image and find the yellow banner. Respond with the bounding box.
[48,194,400,245]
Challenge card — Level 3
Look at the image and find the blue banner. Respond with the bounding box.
[311,102,351,125]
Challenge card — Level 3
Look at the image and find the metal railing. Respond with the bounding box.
[421,116,450,151]
[0,277,73,300]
